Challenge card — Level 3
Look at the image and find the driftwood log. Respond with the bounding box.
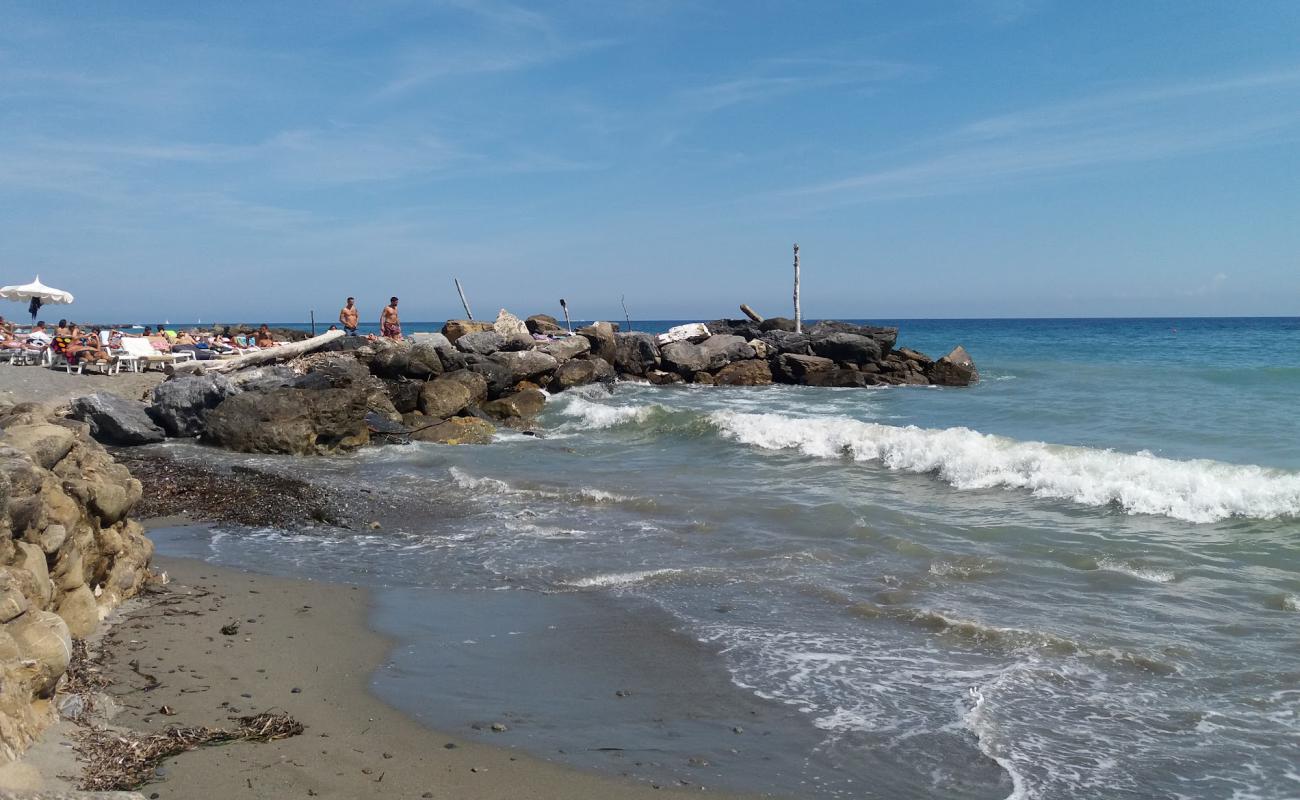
[174,330,344,374]
[740,303,764,323]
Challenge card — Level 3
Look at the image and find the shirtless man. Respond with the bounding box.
[380,296,401,340]
[339,297,360,336]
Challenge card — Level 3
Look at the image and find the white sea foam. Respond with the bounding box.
[709,412,1300,523]
[965,686,1031,800]
[1096,558,1176,583]
[554,394,662,430]
[563,568,685,588]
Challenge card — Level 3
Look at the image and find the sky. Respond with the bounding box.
[1,0,1299,323]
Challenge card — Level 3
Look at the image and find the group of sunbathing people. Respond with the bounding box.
[0,316,286,367]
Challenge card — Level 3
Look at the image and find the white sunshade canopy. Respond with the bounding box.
[0,275,74,304]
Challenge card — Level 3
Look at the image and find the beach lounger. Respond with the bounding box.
[119,337,195,371]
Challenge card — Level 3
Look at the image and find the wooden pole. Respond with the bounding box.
[310,310,316,336]
[560,299,572,333]
[793,243,802,334]
[454,279,474,320]
[621,295,632,333]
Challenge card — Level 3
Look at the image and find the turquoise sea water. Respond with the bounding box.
[152,317,1300,799]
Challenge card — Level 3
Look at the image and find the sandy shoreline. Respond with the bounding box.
[10,547,757,799]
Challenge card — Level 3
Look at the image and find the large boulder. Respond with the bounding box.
[661,341,709,375]
[205,388,370,455]
[403,414,496,445]
[759,330,812,356]
[808,321,897,357]
[442,319,494,344]
[698,335,755,370]
[759,317,796,332]
[306,353,371,387]
[366,339,411,379]
[706,319,761,340]
[809,332,882,365]
[462,355,516,398]
[147,374,238,438]
[231,365,299,392]
[538,336,590,362]
[406,340,445,378]
[384,379,423,414]
[455,331,506,355]
[551,359,605,391]
[481,388,546,427]
[526,314,565,335]
[613,333,661,376]
[69,393,165,447]
[0,425,76,471]
[493,309,533,349]
[646,369,684,385]
[5,610,71,696]
[438,370,489,406]
[714,360,773,386]
[928,345,978,386]
[577,321,617,362]
[488,350,559,386]
[419,375,475,419]
[772,353,836,384]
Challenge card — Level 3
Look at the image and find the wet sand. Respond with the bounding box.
[68,554,758,799]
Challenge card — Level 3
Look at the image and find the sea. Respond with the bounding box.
[148,317,1300,800]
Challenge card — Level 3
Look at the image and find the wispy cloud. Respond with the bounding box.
[785,67,1300,203]
[674,57,916,112]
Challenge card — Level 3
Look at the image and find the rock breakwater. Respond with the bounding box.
[76,310,976,457]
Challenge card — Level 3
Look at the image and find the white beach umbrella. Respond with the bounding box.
[0,275,75,321]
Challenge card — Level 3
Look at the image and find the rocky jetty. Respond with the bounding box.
[74,310,975,457]
[0,402,154,761]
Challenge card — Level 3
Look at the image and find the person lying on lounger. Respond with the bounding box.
[254,325,276,348]
[61,325,112,365]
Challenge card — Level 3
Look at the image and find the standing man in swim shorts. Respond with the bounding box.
[380,296,402,340]
[339,297,359,336]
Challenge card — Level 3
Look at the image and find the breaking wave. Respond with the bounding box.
[709,412,1300,523]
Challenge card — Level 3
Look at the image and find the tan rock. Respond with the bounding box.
[6,610,72,696]
[0,571,30,623]
[481,389,546,426]
[409,417,496,445]
[13,543,52,608]
[418,377,473,420]
[56,585,100,638]
[36,523,67,555]
[0,424,75,471]
[441,319,495,344]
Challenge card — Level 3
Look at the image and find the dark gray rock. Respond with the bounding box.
[367,340,411,379]
[928,345,978,386]
[384,379,423,414]
[809,332,882,365]
[660,341,709,375]
[148,374,238,437]
[807,321,898,357]
[538,336,590,361]
[462,355,516,398]
[205,388,370,455]
[230,365,299,392]
[68,393,165,446]
[455,331,506,355]
[526,314,565,335]
[771,353,835,384]
[577,322,617,362]
[488,350,559,386]
[758,330,812,356]
[758,317,796,332]
[406,341,445,378]
[612,333,661,376]
[307,354,370,386]
[697,335,755,370]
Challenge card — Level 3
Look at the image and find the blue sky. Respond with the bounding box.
[1,1,1298,323]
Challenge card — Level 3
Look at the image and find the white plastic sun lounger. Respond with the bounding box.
[118,337,195,371]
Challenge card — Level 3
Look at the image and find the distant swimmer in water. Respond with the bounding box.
[381,296,402,340]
